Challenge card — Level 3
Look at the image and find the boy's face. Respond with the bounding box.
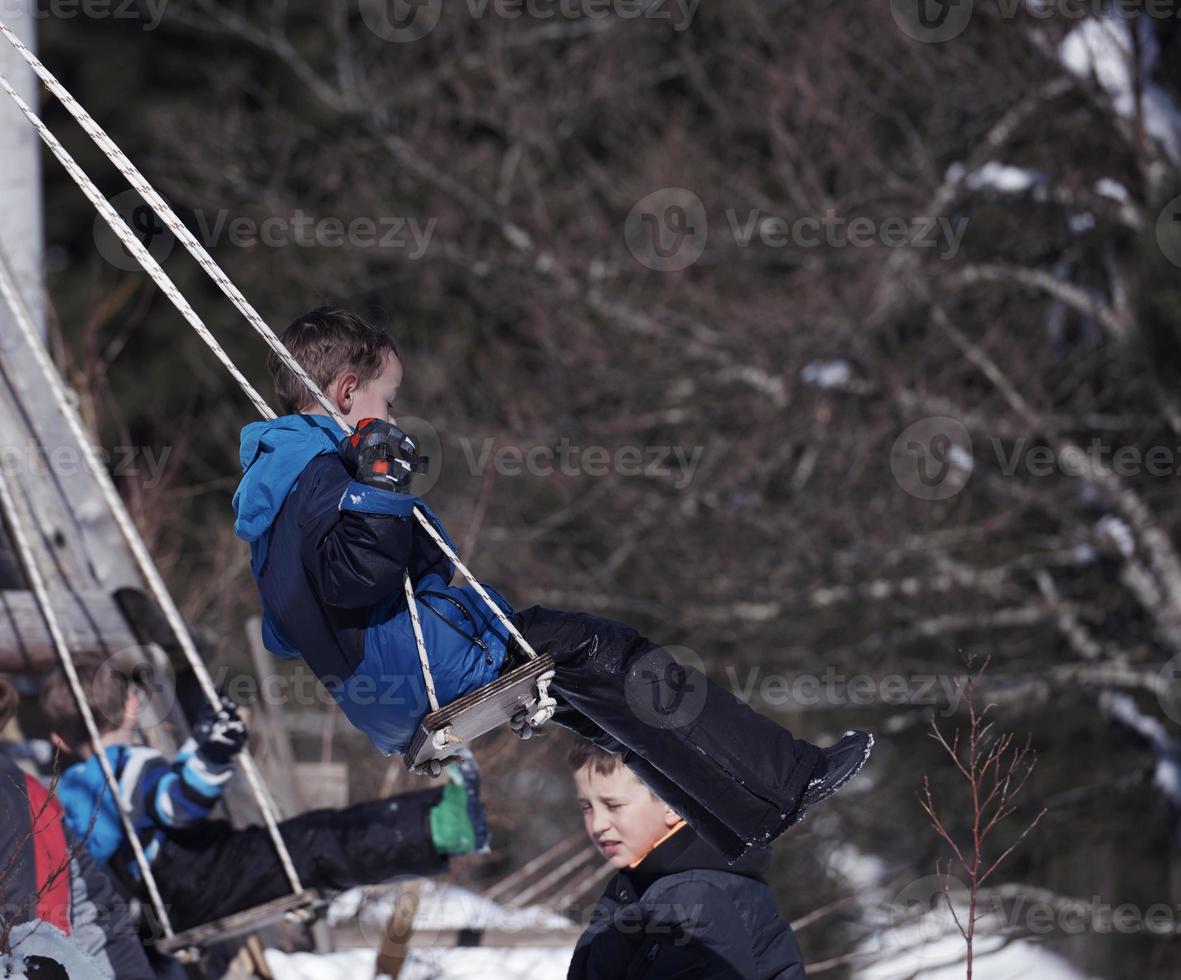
[574,763,680,869]
[334,350,403,427]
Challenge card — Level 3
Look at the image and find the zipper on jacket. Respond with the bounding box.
[417,590,489,652]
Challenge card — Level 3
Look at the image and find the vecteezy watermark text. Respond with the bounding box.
[94,191,437,271]
[459,437,705,489]
[0,443,171,489]
[4,0,167,30]
[725,208,969,260]
[623,188,970,272]
[725,665,968,715]
[892,0,1181,44]
[359,0,700,43]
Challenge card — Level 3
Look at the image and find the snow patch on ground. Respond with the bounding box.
[268,882,577,980]
[264,945,573,980]
[857,903,1103,980]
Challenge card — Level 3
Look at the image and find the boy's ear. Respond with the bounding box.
[334,370,358,411]
[663,806,681,829]
[49,732,73,756]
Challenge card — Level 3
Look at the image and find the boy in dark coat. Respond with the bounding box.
[567,742,806,979]
[40,659,489,933]
[233,307,873,861]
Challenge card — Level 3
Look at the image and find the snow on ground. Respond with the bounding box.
[813,834,1101,980]
[264,945,572,980]
[327,880,573,933]
[857,902,1102,980]
[266,882,577,980]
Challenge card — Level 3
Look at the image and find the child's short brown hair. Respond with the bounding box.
[40,657,130,749]
[269,307,400,414]
[566,740,626,777]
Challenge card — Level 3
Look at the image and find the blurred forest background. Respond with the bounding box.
[15,0,1181,975]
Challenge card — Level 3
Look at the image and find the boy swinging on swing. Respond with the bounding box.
[233,307,873,861]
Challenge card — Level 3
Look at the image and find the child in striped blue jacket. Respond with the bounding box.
[41,658,488,932]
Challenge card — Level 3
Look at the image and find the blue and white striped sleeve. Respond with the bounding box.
[139,739,234,829]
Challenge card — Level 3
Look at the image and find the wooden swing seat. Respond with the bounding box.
[404,654,556,771]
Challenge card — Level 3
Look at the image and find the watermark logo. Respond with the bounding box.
[891,417,974,501]
[396,415,443,496]
[94,191,437,270]
[891,0,974,42]
[1156,194,1181,270]
[94,647,178,733]
[625,191,970,272]
[0,441,172,490]
[94,190,175,273]
[894,0,1181,44]
[624,645,709,729]
[724,666,967,716]
[358,0,442,42]
[4,0,168,30]
[886,874,971,955]
[726,208,968,259]
[457,436,705,489]
[625,188,709,272]
[358,0,700,42]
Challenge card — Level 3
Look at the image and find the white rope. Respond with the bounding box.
[0,146,304,897]
[0,24,554,731]
[0,464,175,937]
[0,72,272,420]
[412,512,539,660]
[402,572,439,714]
[0,21,337,426]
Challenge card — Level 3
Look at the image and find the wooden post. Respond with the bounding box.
[375,882,422,979]
[0,1,43,338]
[244,616,304,816]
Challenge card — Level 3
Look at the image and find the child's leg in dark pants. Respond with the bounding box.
[152,789,448,932]
[514,605,821,860]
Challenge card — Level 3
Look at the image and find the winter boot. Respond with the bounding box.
[788,730,874,827]
[428,747,492,855]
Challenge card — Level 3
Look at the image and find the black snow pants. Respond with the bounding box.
[512,606,821,860]
[146,788,447,932]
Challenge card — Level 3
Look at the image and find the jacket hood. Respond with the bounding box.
[233,414,345,546]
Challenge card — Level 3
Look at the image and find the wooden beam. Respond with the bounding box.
[0,589,141,672]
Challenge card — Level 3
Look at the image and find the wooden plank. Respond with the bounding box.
[505,847,599,909]
[375,881,421,979]
[244,616,304,817]
[404,655,556,770]
[0,589,141,672]
[482,830,585,903]
[156,890,319,955]
[0,281,143,597]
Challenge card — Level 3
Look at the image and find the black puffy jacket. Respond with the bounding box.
[567,825,807,979]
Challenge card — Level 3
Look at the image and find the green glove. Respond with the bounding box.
[428,749,490,856]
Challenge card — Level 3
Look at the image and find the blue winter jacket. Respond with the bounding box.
[58,741,234,875]
[232,414,512,755]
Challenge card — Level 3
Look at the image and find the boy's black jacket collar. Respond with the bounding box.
[607,824,772,902]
